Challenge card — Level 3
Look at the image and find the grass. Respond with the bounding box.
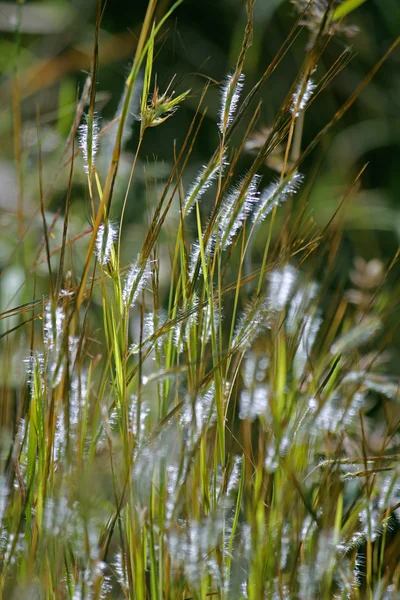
[1,0,400,598]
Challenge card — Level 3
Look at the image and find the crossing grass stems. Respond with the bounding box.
[1,0,400,598]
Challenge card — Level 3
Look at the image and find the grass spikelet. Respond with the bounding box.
[43,303,66,386]
[330,315,382,355]
[233,265,297,353]
[2,1,400,598]
[188,171,261,280]
[43,303,65,352]
[232,294,270,352]
[183,155,227,216]
[122,255,152,308]
[129,309,168,354]
[95,222,118,265]
[267,264,297,312]
[78,111,100,174]
[239,385,269,420]
[252,172,304,227]
[129,395,150,442]
[312,391,365,434]
[0,475,8,528]
[286,281,319,334]
[200,300,221,344]
[219,72,245,134]
[181,383,216,441]
[24,352,45,393]
[188,240,202,279]
[291,78,316,117]
[293,313,322,380]
[218,173,261,250]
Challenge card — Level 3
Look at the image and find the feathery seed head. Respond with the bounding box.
[291,78,316,118]
[252,172,303,227]
[218,173,261,250]
[183,155,228,216]
[122,256,152,308]
[95,222,118,266]
[219,72,245,134]
[78,112,100,174]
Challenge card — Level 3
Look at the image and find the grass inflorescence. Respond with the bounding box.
[1,1,400,599]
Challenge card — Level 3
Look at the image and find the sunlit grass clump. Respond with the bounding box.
[1,1,400,599]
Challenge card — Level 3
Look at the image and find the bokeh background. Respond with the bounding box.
[0,0,400,368]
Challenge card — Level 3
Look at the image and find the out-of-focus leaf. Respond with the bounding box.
[0,2,75,34]
[333,0,368,20]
